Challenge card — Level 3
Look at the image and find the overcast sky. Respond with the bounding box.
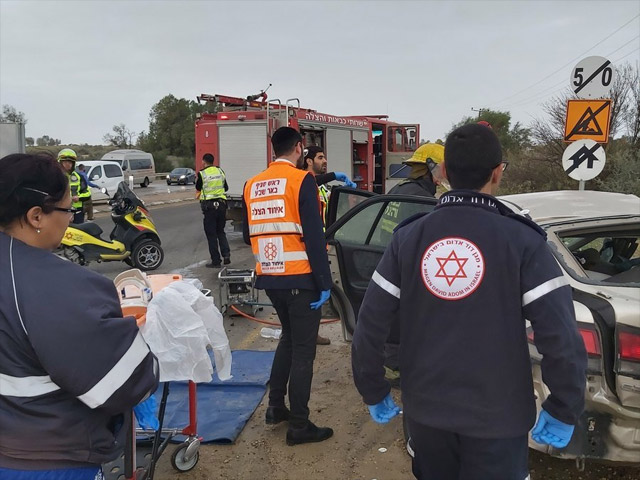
[1,0,638,146]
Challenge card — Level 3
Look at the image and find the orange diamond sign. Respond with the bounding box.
[564,99,611,143]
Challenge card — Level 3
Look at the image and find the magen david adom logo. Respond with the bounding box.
[421,237,485,300]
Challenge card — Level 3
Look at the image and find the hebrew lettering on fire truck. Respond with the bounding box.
[194,91,420,223]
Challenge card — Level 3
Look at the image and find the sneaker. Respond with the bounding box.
[206,262,221,268]
[223,257,231,265]
[286,421,333,446]
[316,334,331,345]
[265,406,290,425]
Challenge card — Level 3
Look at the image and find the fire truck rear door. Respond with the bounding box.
[325,128,352,180]
[218,123,267,198]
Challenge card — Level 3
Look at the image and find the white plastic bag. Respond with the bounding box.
[141,281,232,382]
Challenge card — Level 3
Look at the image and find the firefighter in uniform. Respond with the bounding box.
[380,143,445,380]
[57,148,84,224]
[196,153,230,268]
[352,124,587,479]
[242,127,333,446]
[301,145,357,346]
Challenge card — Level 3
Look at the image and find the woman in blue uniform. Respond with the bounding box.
[0,153,159,480]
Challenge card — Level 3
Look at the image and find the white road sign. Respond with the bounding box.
[571,56,616,99]
[562,139,606,181]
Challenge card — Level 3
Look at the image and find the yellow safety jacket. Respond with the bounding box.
[244,160,315,276]
[318,183,330,226]
[69,172,83,209]
[200,166,227,201]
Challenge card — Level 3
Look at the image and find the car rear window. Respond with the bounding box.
[560,228,640,284]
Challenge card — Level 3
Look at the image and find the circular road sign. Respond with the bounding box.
[562,139,606,182]
[571,56,616,99]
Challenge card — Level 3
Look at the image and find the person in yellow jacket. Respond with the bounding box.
[242,127,333,446]
[57,148,84,224]
[196,154,230,268]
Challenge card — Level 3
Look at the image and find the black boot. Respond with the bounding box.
[286,421,333,446]
[265,406,290,425]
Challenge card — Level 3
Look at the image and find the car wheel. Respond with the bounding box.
[166,180,171,185]
[141,177,149,188]
[131,239,163,270]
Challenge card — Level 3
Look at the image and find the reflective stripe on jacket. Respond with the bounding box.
[244,160,314,276]
[200,166,227,201]
[69,172,83,208]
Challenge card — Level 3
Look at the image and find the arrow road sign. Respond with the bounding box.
[562,139,606,182]
[571,56,616,99]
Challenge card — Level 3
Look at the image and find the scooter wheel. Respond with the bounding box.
[131,239,164,271]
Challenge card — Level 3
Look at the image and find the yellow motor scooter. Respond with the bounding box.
[58,182,164,270]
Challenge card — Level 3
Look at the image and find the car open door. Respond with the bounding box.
[325,187,437,339]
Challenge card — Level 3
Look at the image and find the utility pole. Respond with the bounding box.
[471,107,486,119]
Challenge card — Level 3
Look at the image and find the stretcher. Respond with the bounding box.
[111,271,201,480]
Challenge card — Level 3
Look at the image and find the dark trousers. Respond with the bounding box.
[72,209,84,224]
[82,197,94,220]
[265,288,321,428]
[407,417,529,480]
[202,201,230,264]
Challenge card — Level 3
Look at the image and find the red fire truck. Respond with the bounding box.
[194,91,419,220]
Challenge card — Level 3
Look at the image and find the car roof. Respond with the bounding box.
[80,160,121,166]
[498,190,640,225]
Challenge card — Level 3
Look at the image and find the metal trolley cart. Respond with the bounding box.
[105,272,203,480]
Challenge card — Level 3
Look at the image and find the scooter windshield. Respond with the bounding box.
[113,181,146,212]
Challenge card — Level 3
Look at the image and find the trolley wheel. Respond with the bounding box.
[171,441,199,472]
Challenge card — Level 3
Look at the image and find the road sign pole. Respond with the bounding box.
[579,180,585,191]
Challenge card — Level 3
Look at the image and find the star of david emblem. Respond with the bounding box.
[434,250,468,286]
[65,232,73,240]
[264,242,278,261]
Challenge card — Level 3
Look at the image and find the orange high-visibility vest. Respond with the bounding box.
[244,160,318,276]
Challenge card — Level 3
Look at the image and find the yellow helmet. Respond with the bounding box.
[57,148,77,162]
[403,143,444,170]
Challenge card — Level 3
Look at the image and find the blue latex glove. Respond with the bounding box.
[531,409,574,448]
[334,172,356,188]
[133,395,159,430]
[367,392,401,424]
[310,289,331,310]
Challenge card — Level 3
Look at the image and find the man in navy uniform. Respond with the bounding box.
[352,123,587,479]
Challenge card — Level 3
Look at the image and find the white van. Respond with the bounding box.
[101,149,155,187]
[79,160,124,201]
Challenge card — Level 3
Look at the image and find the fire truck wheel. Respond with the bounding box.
[171,442,199,472]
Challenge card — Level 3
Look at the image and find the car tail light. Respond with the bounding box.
[580,327,601,357]
[618,330,640,363]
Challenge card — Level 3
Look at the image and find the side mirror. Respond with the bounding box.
[101,187,108,195]
[92,174,100,180]
[122,165,128,171]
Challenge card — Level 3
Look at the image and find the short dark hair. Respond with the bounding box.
[271,127,302,158]
[203,153,214,164]
[444,124,502,190]
[302,145,324,169]
[0,153,68,227]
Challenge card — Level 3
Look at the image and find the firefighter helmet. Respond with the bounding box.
[403,143,444,171]
[57,148,77,162]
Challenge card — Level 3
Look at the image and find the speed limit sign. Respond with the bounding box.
[571,56,616,99]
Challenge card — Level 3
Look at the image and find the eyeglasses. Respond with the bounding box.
[498,161,509,172]
[52,207,79,216]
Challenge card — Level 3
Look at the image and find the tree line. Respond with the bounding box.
[7,62,639,194]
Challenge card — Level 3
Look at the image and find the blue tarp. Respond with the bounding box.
[153,350,275,444]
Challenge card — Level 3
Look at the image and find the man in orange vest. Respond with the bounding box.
[242,127,333,446]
